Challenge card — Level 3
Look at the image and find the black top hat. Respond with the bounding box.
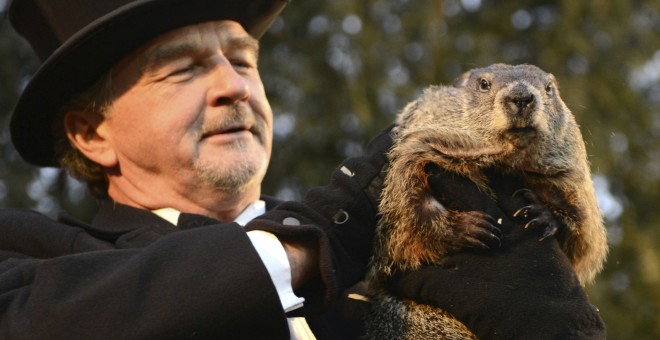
[8,0,289,167]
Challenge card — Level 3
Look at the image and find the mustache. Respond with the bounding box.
[199,104,267,143]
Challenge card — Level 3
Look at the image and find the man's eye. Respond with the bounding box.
[171,65,195,76]
[230,59,253,69]
[163,64,201,81]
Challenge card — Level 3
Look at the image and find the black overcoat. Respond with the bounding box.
[0,129,392,340]
[0,197,366,339]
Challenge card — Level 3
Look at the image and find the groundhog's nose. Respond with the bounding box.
[515,95,535,109]
[505,94,536,117]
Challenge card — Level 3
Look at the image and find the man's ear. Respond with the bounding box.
[63,111,118,168]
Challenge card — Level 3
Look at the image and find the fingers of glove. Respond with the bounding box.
[387,262,487,313]
[426,166,505,220]
[484,167,527,199]
[366,124,395,164]
[387,266,461,305]
[337,125,394,206]
[363,167,386,208]
[426,164,484,203]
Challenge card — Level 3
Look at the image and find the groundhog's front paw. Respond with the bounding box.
[511,189,562,240]
[447,211,502,252]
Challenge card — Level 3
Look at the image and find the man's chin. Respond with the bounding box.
[193,155,266,192]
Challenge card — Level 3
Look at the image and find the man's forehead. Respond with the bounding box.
[153,20,259,49]
[136,21,259,65]
[109,20,260,88]
[155,21,258,47]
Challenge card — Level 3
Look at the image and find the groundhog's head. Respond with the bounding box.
[454,64,579,175]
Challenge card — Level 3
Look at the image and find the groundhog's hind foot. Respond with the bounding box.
[511,188,563,241]
[446,210,503,252]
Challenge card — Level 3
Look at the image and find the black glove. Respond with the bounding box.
[245,125,394,310]
[388,168,606,339]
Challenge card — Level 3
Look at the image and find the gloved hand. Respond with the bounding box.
[245,125,394,310]
[387,167,606,339]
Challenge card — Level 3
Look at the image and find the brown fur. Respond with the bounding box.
[364,64,608,339]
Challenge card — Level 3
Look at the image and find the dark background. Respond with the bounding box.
[1,1,658,337]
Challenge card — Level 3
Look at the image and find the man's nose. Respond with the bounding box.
[207,61,250,106]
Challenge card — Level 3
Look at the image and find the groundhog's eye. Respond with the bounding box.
[545,82,554,95]
[479,78,491,92]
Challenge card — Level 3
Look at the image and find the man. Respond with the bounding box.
[1,0,605,339]
[3,0,390,338]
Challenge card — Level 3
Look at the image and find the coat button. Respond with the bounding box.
[283,217,301,226]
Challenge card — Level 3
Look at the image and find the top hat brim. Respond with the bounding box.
[9,0,288,167]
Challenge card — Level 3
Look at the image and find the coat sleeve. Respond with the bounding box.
[246,125,393,313]
[0,210,290,340]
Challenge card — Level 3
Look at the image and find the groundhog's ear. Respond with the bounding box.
[453,71,472,88]
[547,73,561,95]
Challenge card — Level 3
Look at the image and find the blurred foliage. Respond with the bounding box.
[0,0,659,338]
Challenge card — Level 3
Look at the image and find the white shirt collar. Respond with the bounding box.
[152,200,266,227]
[232,200,266,226]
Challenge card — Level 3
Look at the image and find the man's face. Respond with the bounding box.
[98,20,272,217]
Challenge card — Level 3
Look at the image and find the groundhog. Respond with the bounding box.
[364,64,608,339]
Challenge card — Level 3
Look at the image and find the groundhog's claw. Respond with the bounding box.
[513,205,533,219]
[540,223,559,241]
[523,217,538,229]
[512,188,534,199]
[511,190,562,241]
[524,217,558,240]
[449,211,502,251]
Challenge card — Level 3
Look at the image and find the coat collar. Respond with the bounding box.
[72,196,283,237]
[55,196,281,249]
[92,199,176,234]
